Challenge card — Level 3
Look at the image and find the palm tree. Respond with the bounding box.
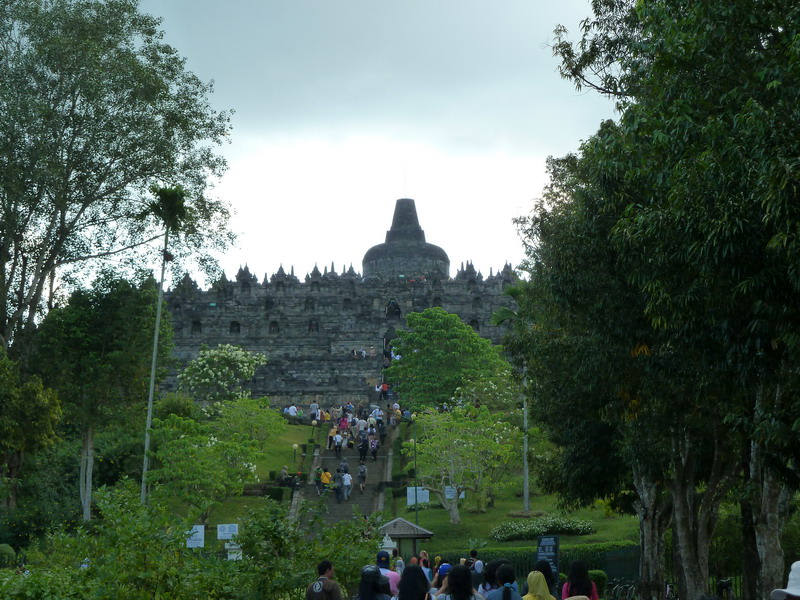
[140,186,187,503]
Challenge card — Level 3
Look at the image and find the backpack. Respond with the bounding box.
[370,439,379,451]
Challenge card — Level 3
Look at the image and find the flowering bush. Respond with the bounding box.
[489,516,595,541]
[178,344,266,403]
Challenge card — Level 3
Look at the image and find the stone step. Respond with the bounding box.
[292,425,399,523]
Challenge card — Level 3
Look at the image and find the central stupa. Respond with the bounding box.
[362,198,450,279]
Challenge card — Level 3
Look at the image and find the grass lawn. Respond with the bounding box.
[387,475,639,554]
[206,421,639,558]
[253,421,317,478]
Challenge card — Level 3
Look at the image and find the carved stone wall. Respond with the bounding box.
[164,199,518,406]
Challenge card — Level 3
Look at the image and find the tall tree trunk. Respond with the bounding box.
[632,469,671,600]
[669,424,737,600]
[435,490,461,524]
[748,384,793,599]
[739,492,759,600]
[1,450,23,510]
[80,423,94,521]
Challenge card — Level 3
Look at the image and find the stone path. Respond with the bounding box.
[292,426,399,522]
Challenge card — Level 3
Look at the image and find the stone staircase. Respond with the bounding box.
[293,425,399,522]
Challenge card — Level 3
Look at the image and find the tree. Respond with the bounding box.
[236,499,381,597]
[32,270,172,520]
[147,414,259,523]
[178,344,267,405]
[508,150,679,600]
[404,405,518,524]
[384,307,511,407]
[551,2,800,598]
[0,351,61,510]
[211,396,286,452]
[141,185,189,503]
[0,0,234,352]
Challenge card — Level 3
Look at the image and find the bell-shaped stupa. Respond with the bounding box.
[362,198,450,279]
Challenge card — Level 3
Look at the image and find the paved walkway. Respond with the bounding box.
[292,425,399,522]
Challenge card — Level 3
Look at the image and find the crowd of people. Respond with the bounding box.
[305,550,589,600]
[307,398,409,502]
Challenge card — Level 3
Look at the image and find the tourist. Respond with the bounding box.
[358,437,369,462]
[771,561,800,600]
[333,468,344,503]
[320,467,332,494]
[436,563,481,600]
[478,559,512,598]
[327,425,337,450]
[278,465,289,485]
[288,402,298,418]
[370,436,380,461]
[421,557,433,582]
[397,564,431,600]
[306,559,343,600]
[342,470,353,500]
[523,570,555,600]
[431,562,452,597]
[309,400,319,422]
[314,467,324,495]
[357,565,392,600]
[333,430,344,458]
[486,564,522,600]
[532,560,557,598]
[377,550,401,596]
[358,461,368,493]
[466,550,483,575]
[393,548,405,574]
[466,549,484,588]
[561,561,598,600]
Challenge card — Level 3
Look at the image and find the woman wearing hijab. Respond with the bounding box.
[523,570,556,600]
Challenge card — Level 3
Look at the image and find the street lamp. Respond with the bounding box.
[292,443,299,464]
[411,413,419,524]
[521,369,530,514]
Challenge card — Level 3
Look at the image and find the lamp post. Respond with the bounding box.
[522,369,530,513]
[292,443,299,464]
[412,414,419,525]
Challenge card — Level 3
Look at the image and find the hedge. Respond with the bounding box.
[490,517,595,541]
[434,540,638,591]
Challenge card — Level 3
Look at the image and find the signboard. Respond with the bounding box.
[225,542,242,561]
[217,523,239,540]
[535,535,559,583]
[406,486,430,506]
[186,525,204,548]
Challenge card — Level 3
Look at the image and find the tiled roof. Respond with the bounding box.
[379,517,434,539]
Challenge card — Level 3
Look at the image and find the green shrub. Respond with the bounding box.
[589,569,608,596]
[434,541,635,589]
[489,516,595,541]
[263,487,289,502]
[0,567,92,598]
[0,544,15,568]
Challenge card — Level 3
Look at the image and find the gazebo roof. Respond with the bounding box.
[379,517,434,539]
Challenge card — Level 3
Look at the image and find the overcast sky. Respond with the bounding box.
[137,0,616,284]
